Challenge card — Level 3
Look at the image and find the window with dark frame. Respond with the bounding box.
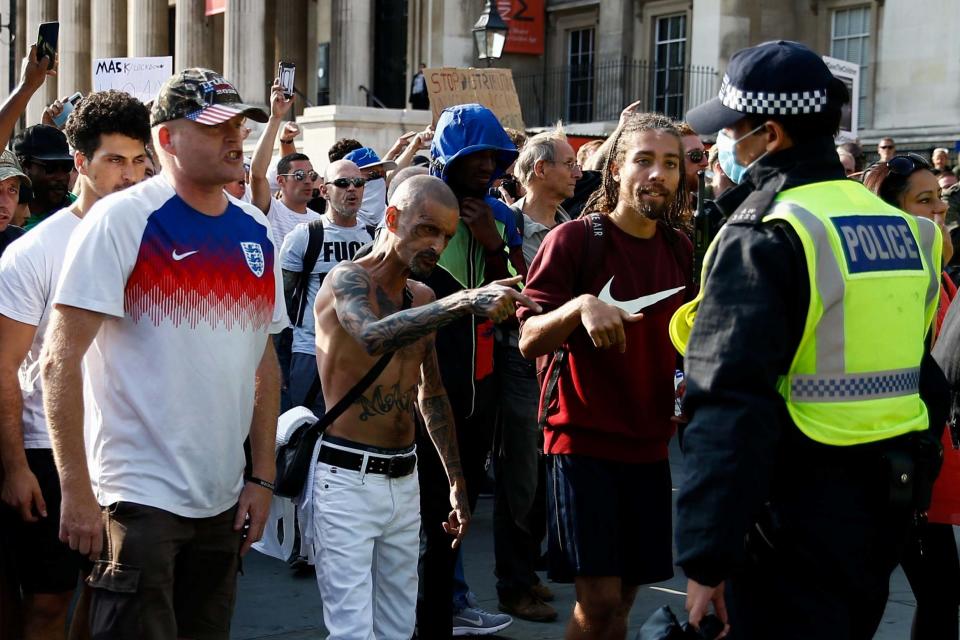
[831,6,870,129]
[567,27,595,123]
[653,14,687,120]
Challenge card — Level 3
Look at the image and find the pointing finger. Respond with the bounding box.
[493,275,523,288]
[507,289,542,313]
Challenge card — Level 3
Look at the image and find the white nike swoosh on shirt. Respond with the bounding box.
[172,250,199,261]
[597,277,685,314]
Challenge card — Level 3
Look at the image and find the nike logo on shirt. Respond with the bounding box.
[172,249,199,261]
[597,277,685,314]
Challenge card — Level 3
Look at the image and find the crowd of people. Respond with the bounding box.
[1,36,960,640]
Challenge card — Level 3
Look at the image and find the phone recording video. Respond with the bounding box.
[37,21,59,70]
[278,62,296,99]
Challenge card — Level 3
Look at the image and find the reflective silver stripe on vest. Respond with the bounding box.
[790,367,921,401]
[915,217,940,309]
[772,203,846,372]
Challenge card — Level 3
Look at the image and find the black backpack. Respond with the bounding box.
[284,220,377,327]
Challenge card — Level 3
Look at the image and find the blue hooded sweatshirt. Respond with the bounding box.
[425,103,520,417]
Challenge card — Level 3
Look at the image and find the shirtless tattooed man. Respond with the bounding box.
[310,174,540,640]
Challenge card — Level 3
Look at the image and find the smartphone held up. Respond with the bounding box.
[278,62,296,99]
[37,21,59,70]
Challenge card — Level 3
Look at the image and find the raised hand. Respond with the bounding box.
[269,79,293,119]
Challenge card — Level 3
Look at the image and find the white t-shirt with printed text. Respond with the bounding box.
[54,177,288,518]
[280,217,372,355]
[0,208,81,449]
[267,197,321,248]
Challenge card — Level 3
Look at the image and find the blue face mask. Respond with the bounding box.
[716,125,766,184]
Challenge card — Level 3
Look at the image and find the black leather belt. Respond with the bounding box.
[318,445,417,478]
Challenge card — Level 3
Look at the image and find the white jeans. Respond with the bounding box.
[311,446,421,640]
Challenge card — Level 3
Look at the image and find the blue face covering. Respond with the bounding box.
[716,125,766,184]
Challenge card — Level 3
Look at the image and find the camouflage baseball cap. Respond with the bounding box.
[151,68,269,127]
[0,150,31,188]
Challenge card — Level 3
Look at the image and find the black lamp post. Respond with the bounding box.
[472,0,509,67]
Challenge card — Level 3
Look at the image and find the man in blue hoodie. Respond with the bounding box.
[418,104,522,638]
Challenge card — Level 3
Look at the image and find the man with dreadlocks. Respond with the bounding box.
[517,112,693,639]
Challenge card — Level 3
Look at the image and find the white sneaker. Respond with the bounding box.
[452,606,514,636]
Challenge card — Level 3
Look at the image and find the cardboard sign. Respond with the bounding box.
[425,67,525,130]
[92,56,173,105]
[497,0,545,55]
[822,55,859,143]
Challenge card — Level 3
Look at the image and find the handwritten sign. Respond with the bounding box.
[425,67,525,130]
[92,56,173,105]
[822,55,859,144]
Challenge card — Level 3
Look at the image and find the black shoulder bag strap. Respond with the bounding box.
[302,286,413,410]
[537,214,606,429]
[291,218,326,327]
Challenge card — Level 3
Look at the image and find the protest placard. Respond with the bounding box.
[92,56,173,105]
[822,55,859,143]
[425,67,525,130]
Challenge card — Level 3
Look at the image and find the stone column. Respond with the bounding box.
[25,0,57,126]
[91,0,127,61]
[224,0,267,106]
[330,0,372,106]
[175,0,211,70]
[58,0,91,96]
[275,0,308,114]
[127,0,168,57]
[595,0,633,121]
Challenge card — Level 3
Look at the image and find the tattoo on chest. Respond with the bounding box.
[376,287,398,314]
[356,383,417,421]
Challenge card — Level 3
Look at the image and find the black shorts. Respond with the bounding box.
[0,448,83,594]
[546,454,674,585]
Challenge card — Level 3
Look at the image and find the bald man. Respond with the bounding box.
[310,175,540,639]
[279,159,372,416]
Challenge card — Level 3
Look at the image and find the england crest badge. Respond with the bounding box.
[240,242,265,277]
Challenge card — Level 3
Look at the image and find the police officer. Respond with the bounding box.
[669,41,950,639]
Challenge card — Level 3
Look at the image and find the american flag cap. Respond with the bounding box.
[150,68,269,127]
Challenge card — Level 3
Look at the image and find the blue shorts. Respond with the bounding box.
[546,454,674,585]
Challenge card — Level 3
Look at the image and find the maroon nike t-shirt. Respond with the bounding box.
[518,215,692,464]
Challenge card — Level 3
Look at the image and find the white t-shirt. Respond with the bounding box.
[0,208,81,449]
[280,217,372,355]
[267,197,321,248]
[54,177,288,518]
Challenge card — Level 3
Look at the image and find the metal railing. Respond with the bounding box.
[513,59,719,127]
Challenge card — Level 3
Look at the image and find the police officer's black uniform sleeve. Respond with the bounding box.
[675,220,807,588]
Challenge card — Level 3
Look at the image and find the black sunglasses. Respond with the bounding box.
[686,149,706,163]
[30,159,74,174]
[278,169,319,182]
[325,177,366,188]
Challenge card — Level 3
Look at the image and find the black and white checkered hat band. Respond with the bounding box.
[718,75,827,115]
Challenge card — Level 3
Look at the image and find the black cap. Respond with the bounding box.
[686,40,836,135]
[12,124,73,162]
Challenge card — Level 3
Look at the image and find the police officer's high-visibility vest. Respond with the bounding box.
[670,180,942,446]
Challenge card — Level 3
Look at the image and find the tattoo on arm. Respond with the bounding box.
[331,263,470,355]
[418,338,463,482]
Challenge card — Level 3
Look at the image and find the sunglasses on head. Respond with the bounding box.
[325,177,366,189]
[686,149,706,163]
[279,169,319,182]
[884,153,930,176]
